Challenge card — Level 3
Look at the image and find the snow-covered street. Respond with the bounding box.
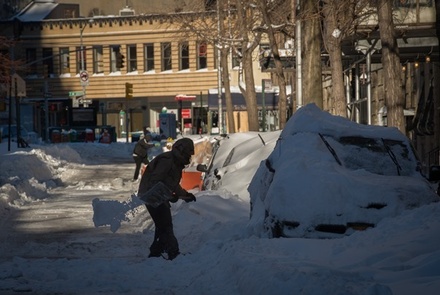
[1,105,440,295]
[0,144,144,261]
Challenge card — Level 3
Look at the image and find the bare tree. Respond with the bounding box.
[173,1,262,132]
[0,37,14,86]
[168,7,236,133]
[218,0,236,134]
[321,0,348,116]
[235,0,262,131]
[300,0,323,109]
[257,0,290,129]
[321,0,373,118]
[376,0,405,133]
[0,37,23,88]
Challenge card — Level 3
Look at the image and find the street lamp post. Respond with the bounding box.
[216,0,223,135]
[79,20,93,105]
[79,23,86,104]
[80,24,86,75]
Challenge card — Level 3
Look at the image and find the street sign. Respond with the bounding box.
[182,108,191,119]
[69,91,84,97]
[80,70,89,86]
[78,98,92,104]
[11,73,26,97]
[263,79,272,91]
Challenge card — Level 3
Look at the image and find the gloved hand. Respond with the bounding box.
[169,194,178,203]
[182,192,196,203]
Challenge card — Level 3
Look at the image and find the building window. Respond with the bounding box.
[127,44,137,72]
[394,0,433,8]
[232,47,242,68]
[161,42,172,71]
[76,46,86,73]
[63,9,76,18]
[144,43,154,72]
[197,41,207,69]
[110,45,122,73]
[25,48,37,76]
[93,46,104,74]
[59,47,70,74]
[42,48,53,78]
[179,42,189,71]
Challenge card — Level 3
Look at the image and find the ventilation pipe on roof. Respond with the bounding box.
[119,4,135,16]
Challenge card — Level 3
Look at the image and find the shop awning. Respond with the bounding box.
[208,89,279,111]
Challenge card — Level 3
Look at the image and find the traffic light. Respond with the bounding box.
[116,52,125,69]
[125,82,133,99]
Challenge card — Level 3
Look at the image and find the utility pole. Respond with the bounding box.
[80,24,86,100]
[79,20,93,106]
[7,46,14,151]
[216,0,223,134]
[44,77,49,142]
[295,0,302,109]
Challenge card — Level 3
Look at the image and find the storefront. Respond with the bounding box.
[207,88,281,133]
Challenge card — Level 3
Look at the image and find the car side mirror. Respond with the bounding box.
[196,164,208,173]
[429,165,440,181]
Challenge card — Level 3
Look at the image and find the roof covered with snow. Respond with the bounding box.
[13,0,58,22]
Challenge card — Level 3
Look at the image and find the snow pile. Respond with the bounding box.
[0,104,439,295]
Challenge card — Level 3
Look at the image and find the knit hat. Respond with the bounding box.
[172,138,194,156]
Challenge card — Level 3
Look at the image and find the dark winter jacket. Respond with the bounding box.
[138,151,187,201]
[138,138,195,201]
[133,138,153,159]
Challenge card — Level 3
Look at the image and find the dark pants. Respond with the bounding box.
[133,155,148,180]
[146,203,179,259]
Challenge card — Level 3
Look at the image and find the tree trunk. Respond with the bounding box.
[236,0,260,131]
[322,0,346,117]
[301,0,323,108]
[218,0,235,134]
[259,0,288,129]
[241,52,260,131]
[377,0,405,133]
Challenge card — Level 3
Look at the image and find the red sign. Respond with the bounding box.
[80,70,89,82]
[181,109,191,119]
[175,95,196,101]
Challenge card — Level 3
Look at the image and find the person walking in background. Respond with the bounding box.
[98,128,112,144]
[132,132,154,181]
[138,137,196,260]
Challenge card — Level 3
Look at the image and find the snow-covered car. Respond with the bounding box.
[248,104,440,239]
[198,132,280,191]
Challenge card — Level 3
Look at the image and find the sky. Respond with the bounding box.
[1,103,440,295]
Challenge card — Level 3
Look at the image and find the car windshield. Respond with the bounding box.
[321,135,417,177]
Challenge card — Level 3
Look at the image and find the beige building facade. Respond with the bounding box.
[2,0,438,172]
[2,12,221,139]
[1,1,273,140]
